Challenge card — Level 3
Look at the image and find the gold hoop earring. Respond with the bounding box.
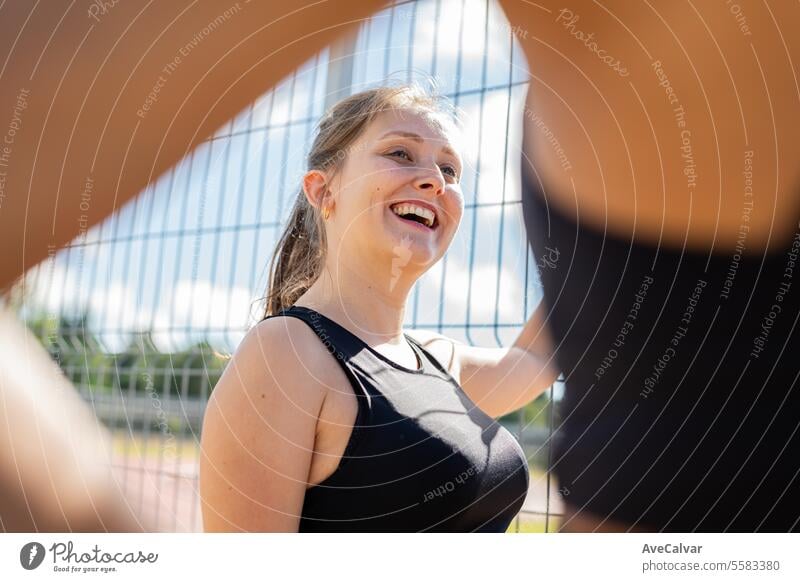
[322,206,331,220]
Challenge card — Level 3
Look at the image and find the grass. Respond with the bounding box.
[507,514,560,533]
[110,430,200,462]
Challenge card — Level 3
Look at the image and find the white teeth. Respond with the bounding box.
[390,203,435,228]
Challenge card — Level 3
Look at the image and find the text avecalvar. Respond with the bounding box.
[642,544,703,554]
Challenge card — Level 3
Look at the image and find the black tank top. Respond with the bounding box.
[261,305,529,532]
[522,161,800,532]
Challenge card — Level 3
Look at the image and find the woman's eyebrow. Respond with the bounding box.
[378,130,460,160]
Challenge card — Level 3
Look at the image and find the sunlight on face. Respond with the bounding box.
[325,108,465,284]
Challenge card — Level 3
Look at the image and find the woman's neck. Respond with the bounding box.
[296,259,415,346]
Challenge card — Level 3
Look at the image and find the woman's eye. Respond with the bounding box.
[388,149,411,160]
[441,165,458,178]
[388,150,459,180]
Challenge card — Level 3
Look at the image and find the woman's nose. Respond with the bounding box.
[413,167,445,196]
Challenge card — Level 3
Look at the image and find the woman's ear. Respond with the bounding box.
[302,170,329,210]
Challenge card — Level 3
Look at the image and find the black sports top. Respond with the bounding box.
[522,163,800,532]
[262,305,529,532]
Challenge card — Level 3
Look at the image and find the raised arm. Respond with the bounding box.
[411,300,559,419]
[199,318,327,532]
[0,0,388,291]
[497,0,800,252]
[456,300,559,418]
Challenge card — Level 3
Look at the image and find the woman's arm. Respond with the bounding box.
[199,318,327,532]
[412,300,559,419]
[456,300,559,418]
[0,307,146,531]
[498,0,800,252]
[0,0,388,292]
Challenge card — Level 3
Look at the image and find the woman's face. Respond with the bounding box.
[321,108,465,284]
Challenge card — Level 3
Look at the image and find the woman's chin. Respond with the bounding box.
[385,231,440,261]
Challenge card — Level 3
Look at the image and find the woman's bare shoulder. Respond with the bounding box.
[220,316,342,406]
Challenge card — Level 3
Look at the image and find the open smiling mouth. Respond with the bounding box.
[389,203,439,230]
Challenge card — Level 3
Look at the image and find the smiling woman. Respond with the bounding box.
[199,83,559,532]
[262,84,466,319]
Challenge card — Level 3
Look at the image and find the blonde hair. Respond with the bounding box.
[261,82,462,318]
